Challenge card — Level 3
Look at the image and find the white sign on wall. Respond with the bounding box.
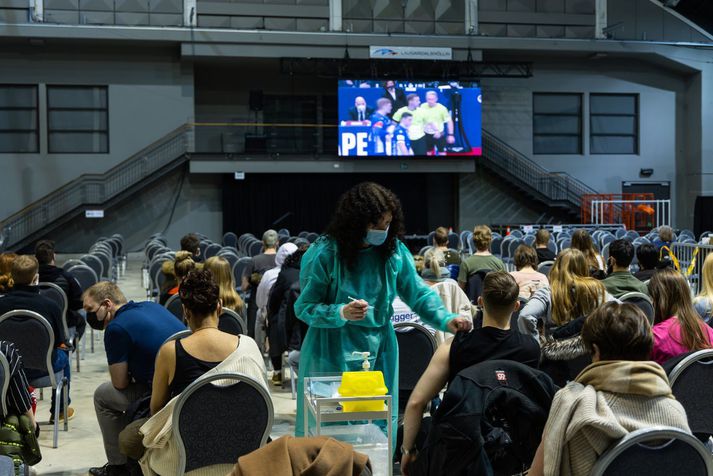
[234,172,245,180]
[369,46,453,61]
[85,210,104,218]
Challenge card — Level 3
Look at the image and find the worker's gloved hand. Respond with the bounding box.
[447,317,472,334]
[343,300,368,321]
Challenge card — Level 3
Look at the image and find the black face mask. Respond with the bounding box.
[86,311,104,331]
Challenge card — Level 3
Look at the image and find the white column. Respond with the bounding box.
[184,0,196,27]
[31,0,43,22]
[595,0,607,38]
[465,0,478,35]
[329,0,342,32]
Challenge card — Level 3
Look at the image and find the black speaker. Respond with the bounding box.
[249,90,263,111]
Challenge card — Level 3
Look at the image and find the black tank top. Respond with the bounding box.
[168,339,222,397]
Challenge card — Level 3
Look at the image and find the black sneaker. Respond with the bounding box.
[88,463,129,476]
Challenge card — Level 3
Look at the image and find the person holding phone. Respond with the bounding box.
[293,182,472,438]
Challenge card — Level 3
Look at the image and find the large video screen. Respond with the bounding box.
[338,79,482,157]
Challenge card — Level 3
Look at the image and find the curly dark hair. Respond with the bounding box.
[179,269,220,317]
[325,182,405,269]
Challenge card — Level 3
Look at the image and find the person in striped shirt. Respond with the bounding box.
[0,341,36,432]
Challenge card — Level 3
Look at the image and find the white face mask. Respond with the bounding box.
[356,105,366,112]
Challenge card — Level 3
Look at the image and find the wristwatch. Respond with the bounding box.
[401,446,417,455]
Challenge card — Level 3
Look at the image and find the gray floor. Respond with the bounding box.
[35,253,296,475]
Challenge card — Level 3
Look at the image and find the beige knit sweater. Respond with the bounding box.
[543,361,690,476]
[138,336,268,476]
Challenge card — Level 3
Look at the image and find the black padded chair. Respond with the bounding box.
[393,322,437,414]
[248,241,263,257]
[466,269,493,303]
[204,243,222,260]
[67,265,98,292]
[0,310,69,448]
[172,372,273,474]
[222,232,238,249]
[589,427,712,476]
[668,349,713,440]
[219,309,246,336]
[162,329,192,346]
[232,257,253,288]
[61,259,84,272]
[164,295,184,323]
[537,260,555,278]
[38,282,71,344]
[80,254,104,283]
[619,292,654,324]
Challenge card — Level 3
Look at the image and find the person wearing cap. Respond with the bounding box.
[241,230,279,337]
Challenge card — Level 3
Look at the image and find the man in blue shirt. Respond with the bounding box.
[368,97,393,156]
[390,112,413,156]
[83,281,185,476]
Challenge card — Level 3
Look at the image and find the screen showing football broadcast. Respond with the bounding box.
[338,79,482,158]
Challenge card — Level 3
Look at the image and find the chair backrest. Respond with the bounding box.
[38,282,70,337]
[547,239,558,254]
[61,259,85,271]
[199,240,211,258]
[0,311,56,388]
[589,427,713,476]
[559,238,572,250]
[619,292,654,324]
[162,329,193,346]
[306,232,319,243]
[232,257,253,287]
[466,269,493,303]
[0,351,10,417]
[537,260,555,277]
[172,372,273,474]
[668,349,713,438]
[447,232,459,250]
[164,295,184,322]
[222,232,238,248]
[92,251,112,280]
[418,246,431,257]
[394,323,437,397]
[80,254,104,281]
[219,309,246,336]
[67,264,98,291]
[204,243,222,260]
[523,235,536,246]
[249,241,263,257]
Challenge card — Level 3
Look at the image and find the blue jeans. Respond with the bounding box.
[25,349,71,415]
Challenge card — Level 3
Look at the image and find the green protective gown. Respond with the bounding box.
[294,236,456,438]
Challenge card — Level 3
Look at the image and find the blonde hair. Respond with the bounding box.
[427,249,445,278]
[0,253,17,293]
[203,256,244,314]
[659,226,674,243]
[11,255,38,286]
[571,229,602,271]
[698,253,713,302]
[651,269,711,353]
[174,251,196,281]
[550,248,607,326]
[472,225,493,252]
[83,281,127,305]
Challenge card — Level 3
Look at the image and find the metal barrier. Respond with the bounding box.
[670,242,713,294]
[590,199,671,229]
[1,125,191,250]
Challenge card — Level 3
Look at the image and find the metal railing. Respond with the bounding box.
[1,124,191,250]
[671,242,713,295]
[481,129,598,209]
[591,199,671,227]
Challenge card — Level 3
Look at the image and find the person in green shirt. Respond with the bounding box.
[421,90,454,155]
[458,225,507,290]
[392,94,427,155]
[293,182,472,439]
[603,239,649,298]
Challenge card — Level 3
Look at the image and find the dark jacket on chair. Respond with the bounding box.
[39,264,84,329]
[411,360,557,476]
[0,285,67,348]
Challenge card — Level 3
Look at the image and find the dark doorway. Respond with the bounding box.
[621,181,671,200]
[694,196,713,238]
[222,173,457,237]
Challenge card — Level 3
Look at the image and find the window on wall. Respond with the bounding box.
[0,85,39,153]
[47,86,108,153]
[533,93,582,154]
[590,94,638,154]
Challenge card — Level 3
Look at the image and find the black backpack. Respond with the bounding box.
[411,360,557,476]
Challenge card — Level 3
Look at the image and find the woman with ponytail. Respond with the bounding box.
[0,253,17,295]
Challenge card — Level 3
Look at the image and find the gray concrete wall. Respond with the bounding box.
[0,46,195,220]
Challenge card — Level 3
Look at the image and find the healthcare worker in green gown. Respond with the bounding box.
[294,182,472,438]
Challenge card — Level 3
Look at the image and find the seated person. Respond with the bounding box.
[534,229,556,263]
[203,256,245,316]
[510,245,549,300]
[400,272,540,473]
[84,281,186,476]
[649,268,713,364]
[603,239,649,298]
[634,243,659,282]
[656,225,674,251]
[528,302,690,476]
[157,260,177,306]
[423,227,460,266]
[571,229,605,274]
[694,252,713,323]
[0,253,17,295]
[0,341,37,431]
[35,239,87,340]
[458,225,506,290]
[422,251,473,341]
[179,233,202,263]
[167,251,196,298]
[134,270,267,476]
[0,255,72,422]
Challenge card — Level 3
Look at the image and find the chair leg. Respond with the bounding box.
[53,385,61,448]
[39,388,43,401]
[62,379,69,432]
[91,328,95,353]
[75,340,81,372]
[290,368,296,400]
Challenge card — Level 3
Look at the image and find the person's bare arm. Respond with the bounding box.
[401,339,453,475]
[529,437,545,476]
[241,276,250,292]
[398,141,409,155]
[149,343,175,415]
[109,362,130,390]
